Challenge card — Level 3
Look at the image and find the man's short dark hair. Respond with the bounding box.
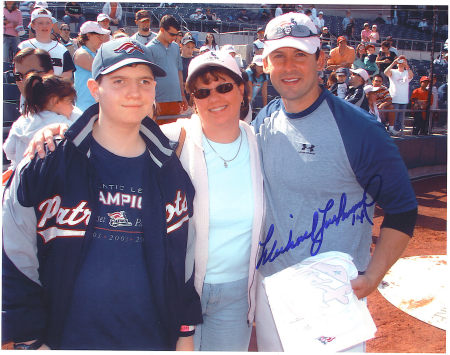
[160,14,180,31]
[373,74,383,81]
[381,40,390,48]
[13,48,53,73]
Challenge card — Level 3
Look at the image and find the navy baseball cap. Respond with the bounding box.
[92,38,166,80]
[336,67,347,75]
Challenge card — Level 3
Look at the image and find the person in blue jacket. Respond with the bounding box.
[2,37,202,350]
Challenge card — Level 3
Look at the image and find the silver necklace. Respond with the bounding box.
[205,131,242,168]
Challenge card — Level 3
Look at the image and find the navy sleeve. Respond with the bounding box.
[381,208,418,237]
[62,50,75,73]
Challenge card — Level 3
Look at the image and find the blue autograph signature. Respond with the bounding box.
[256,175,382,269]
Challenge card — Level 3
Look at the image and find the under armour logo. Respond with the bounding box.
[300,143,315,154]
[114,42,145,54]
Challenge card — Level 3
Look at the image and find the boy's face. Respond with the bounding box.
[181,42,195,57]
[31,17,53,38]
[88,64,156,126]
[337,74,346,83]
[367,47,375,55]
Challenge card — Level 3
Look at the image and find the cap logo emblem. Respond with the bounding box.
[114,42,144,55]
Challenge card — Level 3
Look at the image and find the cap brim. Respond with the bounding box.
[186,61,241,86]
[100,58,166,78]
[136,17,150,22]
[262,36,320,58]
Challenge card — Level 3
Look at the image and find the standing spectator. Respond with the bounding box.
[26,1,59,40]
[3,1,23,62]
[345,68,370,111]
[73,21,110,111]
[411,76,433,135]
[326,36,355,71]
[174,31,183,46]
[130,10,156,45]
[360,22,371,43]
[370,74,396,132]
[313,11,324,32]
[221,44,243,69]
[428,76,439,123]
[258,4,271,21]
[376,40,397,85]
[353,43,366,69]
[147,15,187,117]
[369,24,379,43]
[102,2,123,28]
[304,9,314,22]
[190,8,205,20]
[274,5,283,17]
[97,13,111,31]
[18,8,75,80]
[253,27,265,55]
[385,55,414,133]
[180,34,195,88]
[203,32,219,51]
[58,23,78,57]
[418,18,428,31]
[245,55,269,108]
[364,44,379,76]
[385,36,399,56]
[345,17,355,41]
[63,2,85,33]
[237,8,250,22]
[342,10,351,33]
[329,67,348,99]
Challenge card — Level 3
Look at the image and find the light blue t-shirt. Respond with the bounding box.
[202,127,253,284]
[74,45,96,111]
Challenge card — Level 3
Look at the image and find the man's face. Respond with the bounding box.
[98,19,110,29]
[162,26,178,44]
[338,40,346,49]
[31,17,53,38]
[420,80,429,89]
[181,42,195,57]
[349,73,363,87]
[257,31,264,40]
[263,46,323,112]
[136,19,150,32]
[14,54,50,94]
[372,77,382,87]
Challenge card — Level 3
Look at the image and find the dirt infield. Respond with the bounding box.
[366,175,447,353]
[249,175,447,353]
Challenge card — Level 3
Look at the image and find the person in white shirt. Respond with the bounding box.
[190,8,205,20]
[314,11,325,32]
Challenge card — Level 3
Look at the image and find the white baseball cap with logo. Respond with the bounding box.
[34,1,48,9]
[30,7,52,22]
[252,55,264,66]
[221,44,236,54]
[262,12,320,58]
[79,21,111,36]
[97,13,111,22]
[350,68,369,82]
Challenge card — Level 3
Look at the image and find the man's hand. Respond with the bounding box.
[350,273,378,299]
[24,123,69,160]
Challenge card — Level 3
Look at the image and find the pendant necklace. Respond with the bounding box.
[205,131,242,168]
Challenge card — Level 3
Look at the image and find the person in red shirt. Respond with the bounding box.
[411,76,433,135]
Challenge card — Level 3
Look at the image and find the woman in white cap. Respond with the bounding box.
[369,24,379,43]
[73,21,110,111]
[245,54,269,109]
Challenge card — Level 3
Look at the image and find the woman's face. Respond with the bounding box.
[206,34,213,43]
[60,26,70,39]
[358,45,365,54]
[193,71,244,130]
[6,1,15,9]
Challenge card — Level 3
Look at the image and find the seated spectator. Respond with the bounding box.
[411,76,433,135]
[345,68,370,111]
[237,8,250,22]
[376,40,397,85]
[320,26,334,51]
[418,18,428,31]
[253,27,265,55]
[329,67,348,99]
[3,73,82,169]
[203,32,219,51]
[385,36,399,56]
[131,10,156,45]
[102,2,123,28]
[190,8,205,20]
[353,43,367,70]
[97,13,111,31]
[361,23,371,43]
[365,87,381,121]
[205,8,218,21]
[364,44,379,76]
[63,2,86,33]
[369,25,379,43]
[326,36,355,71]
[58,23,78,57]
[314,11,325,32]
[369,74,396,132]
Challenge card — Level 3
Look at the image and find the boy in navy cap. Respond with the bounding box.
[2,38,202,350]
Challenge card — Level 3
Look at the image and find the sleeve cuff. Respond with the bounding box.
[178,325,195,337]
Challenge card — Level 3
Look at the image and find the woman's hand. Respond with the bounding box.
[24,123,69,160]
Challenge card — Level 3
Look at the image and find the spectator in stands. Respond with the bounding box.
[326,36,355,71]
[274,5,283,17]
[326,70,337,89]
[360,23,371,43]
[329,67,348,99]
[364,44,379,76]
[97,13,111,31]
[4,1,23,62]
[320,26,334,51]
[63,2,86,33]
[314,11,325,32]
[365,87,381,121]
[342,10,351,33]
[245,55,268,108]
[253,27,265,55]
[26,1,60,41]
[295,4,304,13]
[428,76,439,124]
[385,55,414,134]
[174,31,183,46]
[221,44,243,69]
[376,40,397,85]
[258,4,271,21]
[19,8,75,80]
[304,9,314,22]
[131,10,156,45]
[345,17,355,41]
[199,45,210,54]
[180,34,195,90]
[411,76,433,135]
[3,73,81,169]
[237,8,250,23]
[147,14,187,117]
[102,2,123,28]
[418,18,428,31]
[385,36,399,56]
[204,32,219,51]
[374,12,386,25]
[345,68,370,111]
[369,25,379,43]
[190,8,205,21]
[353,43,367,69]
[370,74,396,133]
[73,21,110,111]
[205,8,218,21]
[58,23,78,57]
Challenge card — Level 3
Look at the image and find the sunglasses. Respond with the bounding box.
[264,23,318,41]
[61,28,70,32]
[192,82,235,99]
[13,70,46,82]
[167,31,178,36]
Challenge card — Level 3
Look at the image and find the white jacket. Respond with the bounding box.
[161,114,264,323]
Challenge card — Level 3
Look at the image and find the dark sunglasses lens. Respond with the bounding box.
[193,88,210,99]
[216,83,234,94]
[13,73,23,81]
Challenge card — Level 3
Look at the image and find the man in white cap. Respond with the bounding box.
[18,7,75,79]
[97,13,111,31]
[344,68,370,111]
[189,8,205,20]
[252,12,417,351]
